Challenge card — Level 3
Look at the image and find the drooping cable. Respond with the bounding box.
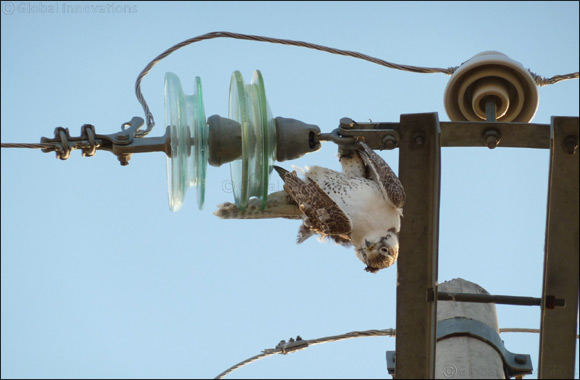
[214,327,579,378]
[134,31,579,138]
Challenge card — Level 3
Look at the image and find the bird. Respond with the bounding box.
[214,141,405,273]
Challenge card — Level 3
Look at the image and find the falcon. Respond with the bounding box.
[214,142,405,273]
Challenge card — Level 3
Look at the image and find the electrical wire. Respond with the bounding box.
[214,327,580,378]
[134,31,457,138]
[214,328,396,379]
[2,32,578,147]
[134,31,579,138]
[0,143,55,149]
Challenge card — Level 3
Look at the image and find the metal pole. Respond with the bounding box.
[538,116,579,378]
[396,112,441,378]
[436,278,505,379]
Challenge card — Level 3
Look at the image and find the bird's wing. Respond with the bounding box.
[275,166,353,242]
[357,142,406,209]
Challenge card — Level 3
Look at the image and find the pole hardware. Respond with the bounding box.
[40,116,171,166]
[274,336,309,354]
[483,128,501,149]
[436,290,565,308]
[564,135,578,155]
[437,317,533,378]
[386,318,535,378]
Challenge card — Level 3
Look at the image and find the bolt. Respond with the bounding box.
[339,117,355,129]
[414,135,424,145]
[118,154,131,166]
[484,129,500,149]
[564,136,578,155]
[382,135,397,150]
[514,355,527,365]
[117,134,130,141]
[486,135,498,149]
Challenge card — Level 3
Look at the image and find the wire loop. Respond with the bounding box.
[57,128,71,160]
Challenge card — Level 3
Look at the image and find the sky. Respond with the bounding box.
[1,1,579,379]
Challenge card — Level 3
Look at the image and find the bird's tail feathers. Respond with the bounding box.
[296,224,315,244]
[214,191,302,220]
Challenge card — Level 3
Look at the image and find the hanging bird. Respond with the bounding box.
[214,141,405,273]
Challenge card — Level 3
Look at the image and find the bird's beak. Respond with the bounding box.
[365,239,373,249]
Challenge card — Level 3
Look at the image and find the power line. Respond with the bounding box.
[133,31,579,138]
[2,32,577,149]
[214,327,580,378]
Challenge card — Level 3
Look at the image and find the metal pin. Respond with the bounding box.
[485,99,497,122]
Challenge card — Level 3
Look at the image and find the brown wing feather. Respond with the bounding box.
[357,142,406,208]
[277,167,352,241]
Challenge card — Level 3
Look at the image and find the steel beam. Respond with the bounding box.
[538,116,579,379]
[395,113,441,379]
[336,121,550,150]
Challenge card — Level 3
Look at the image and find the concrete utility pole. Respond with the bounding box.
[435,278,505,379]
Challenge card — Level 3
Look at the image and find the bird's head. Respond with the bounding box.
[357,231,399,273]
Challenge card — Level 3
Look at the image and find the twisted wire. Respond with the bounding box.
[134,31,457,138]
[500,328,580,338]
[1,141,102,152]
[214,328,396,379]
[3,32,577,146]
[307,328,396,346]
[1,143,55,149]
[214,327,579,378]
[214,351,281,379]
[528,70,580,86]
[135,31,579,138]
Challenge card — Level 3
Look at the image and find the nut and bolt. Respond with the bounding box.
[564,136,578,155]
[118,154,131,166]
[484,129,500,149]
[382,135,398,150]
[339,117,356,129]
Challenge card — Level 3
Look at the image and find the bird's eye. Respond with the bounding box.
[380,247,389,254]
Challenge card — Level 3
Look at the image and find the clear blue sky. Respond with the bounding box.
[1,1,578,379]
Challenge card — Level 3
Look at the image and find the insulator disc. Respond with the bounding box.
[164,72,208,211]
[228,70,276,210]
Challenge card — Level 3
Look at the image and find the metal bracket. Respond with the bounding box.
[40,116,171,166]
[386,351,396,375]
[438,317,533,378]
[437,290,565,308]
[386,317,534,378]
[326,116,556,150]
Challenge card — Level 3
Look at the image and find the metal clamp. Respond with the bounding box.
[273,336,309,355]
[437,317,533,378]
[336,117,401,150]
[387,318,534,378]
[40,116,171,166]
